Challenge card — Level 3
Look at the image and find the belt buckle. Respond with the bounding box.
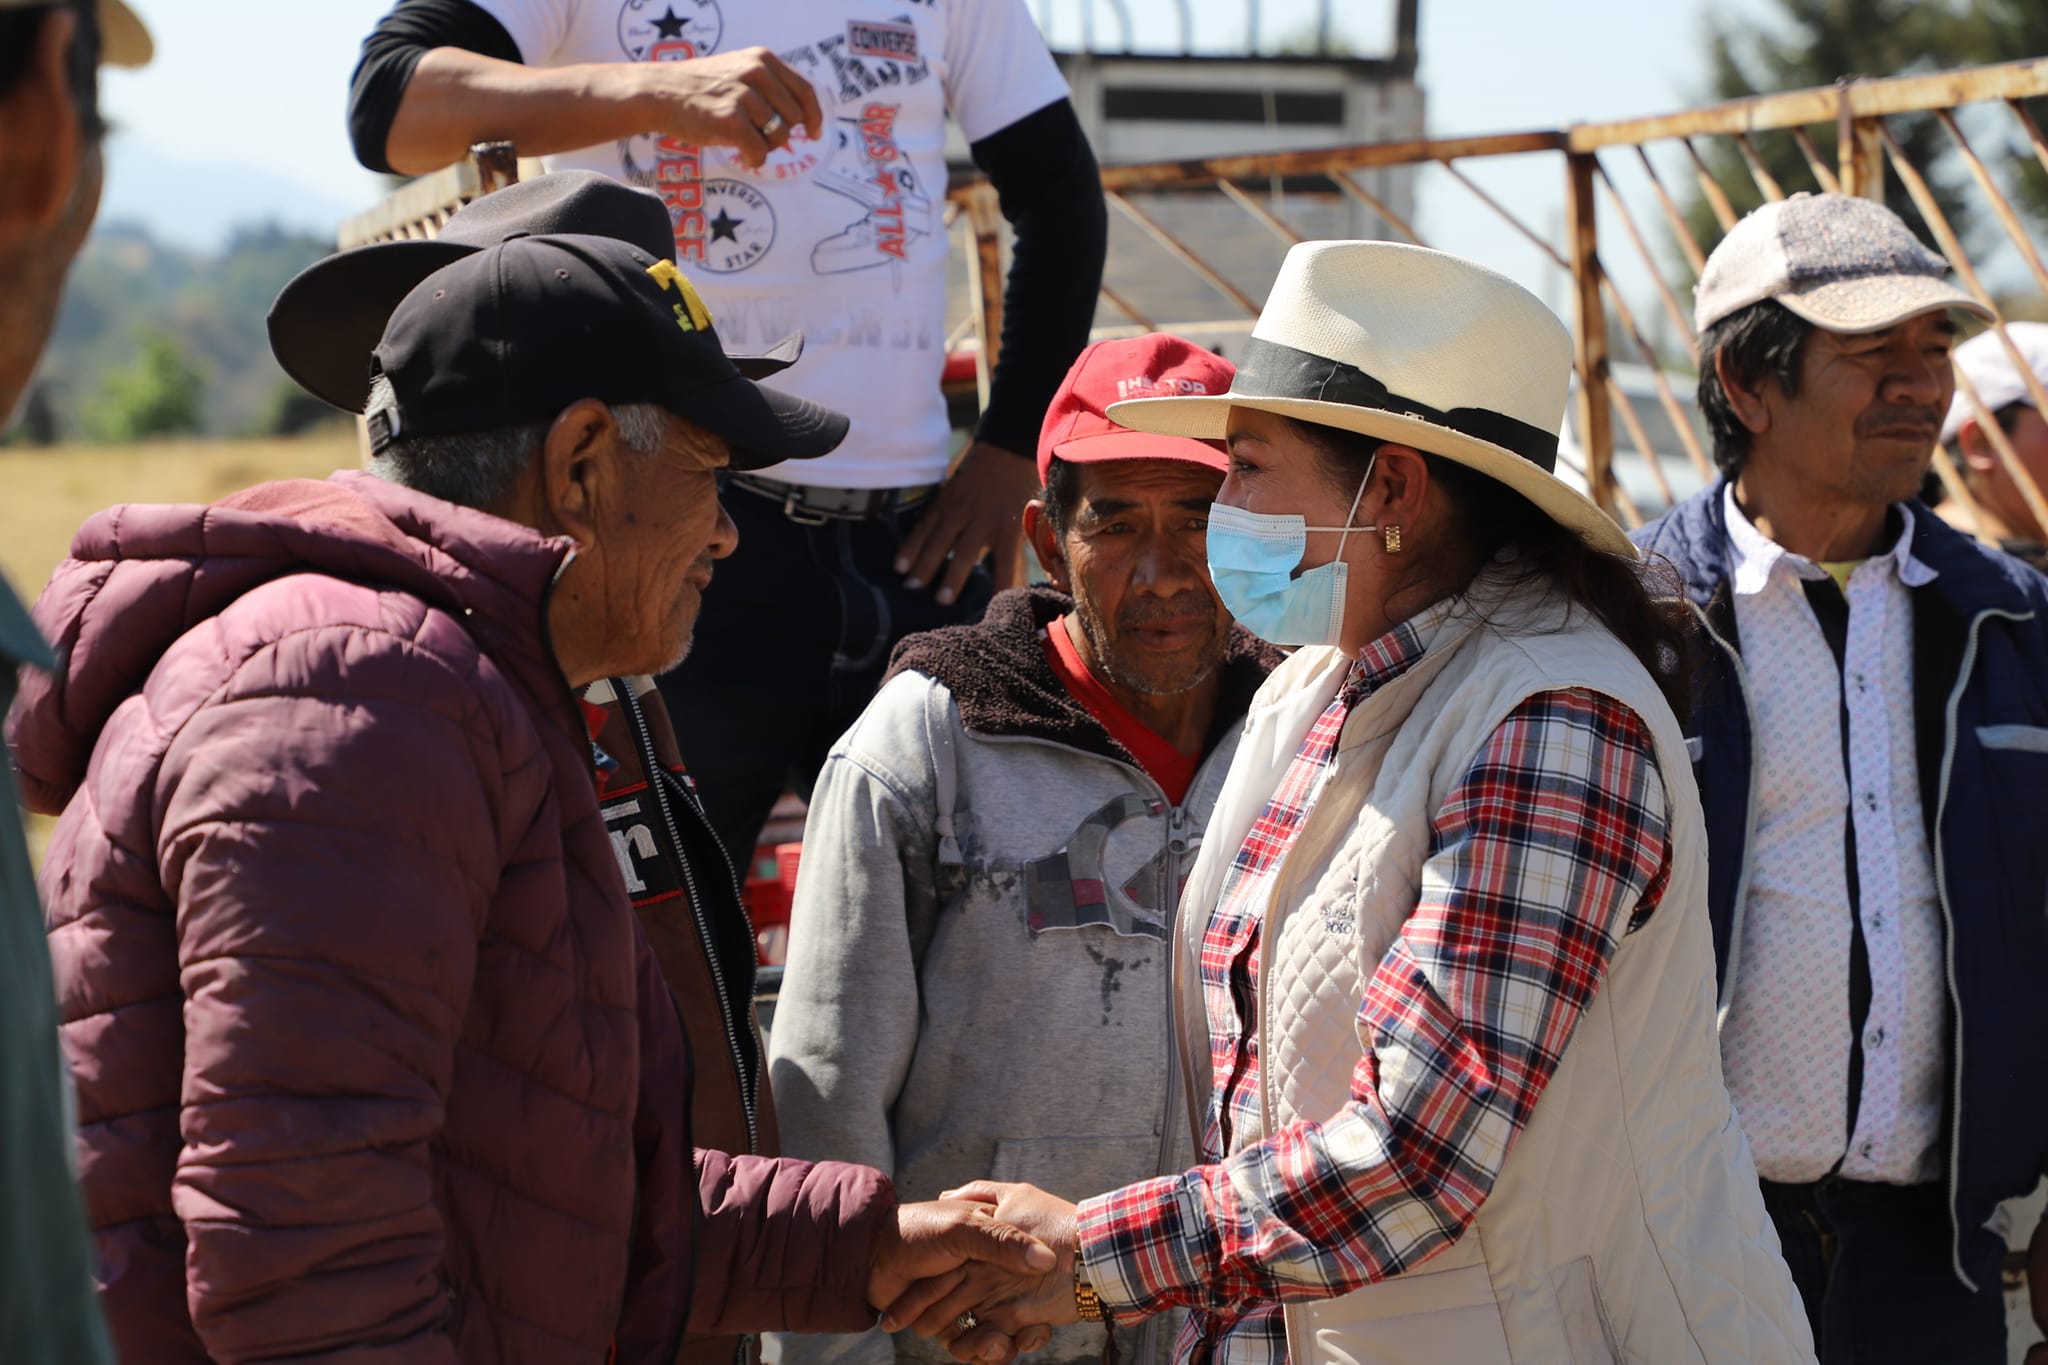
[781,487,834,527]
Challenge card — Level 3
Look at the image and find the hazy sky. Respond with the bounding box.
[98,0,1784,307]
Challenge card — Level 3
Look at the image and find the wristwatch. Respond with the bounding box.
[1074,1247,1107,1323]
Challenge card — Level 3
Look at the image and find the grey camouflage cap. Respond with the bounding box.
[1694,192,1991,334]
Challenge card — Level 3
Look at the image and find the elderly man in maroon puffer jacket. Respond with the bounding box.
[6,232,1053,1365]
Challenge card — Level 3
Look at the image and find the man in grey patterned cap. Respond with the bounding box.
[1636,191,2048,1363]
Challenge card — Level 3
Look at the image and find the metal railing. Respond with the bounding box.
[338,142,523,246]
[960,56,2048,530]
[1552,56,2048,530]
[340,57,2048,534]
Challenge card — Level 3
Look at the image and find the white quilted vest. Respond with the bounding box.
[1171,576,1813,1365]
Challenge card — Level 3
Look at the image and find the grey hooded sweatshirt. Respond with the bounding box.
[768,588,1277,1365]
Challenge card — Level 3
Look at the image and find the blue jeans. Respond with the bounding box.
[655,478,993,870]
[1760,1177,2006,1364]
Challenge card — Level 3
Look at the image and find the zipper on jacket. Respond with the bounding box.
[662,762,763,1140]
[1135,803,1195,1365]
[947,729,1234,1365]
[1933,607,2031,1292]
[987,736,1222,1365]
[1689,600,1764,1021]
[618,682,760,1156]
[1155,804,1191,1171]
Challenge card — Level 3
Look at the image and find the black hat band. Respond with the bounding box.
[1233,336,1560,471]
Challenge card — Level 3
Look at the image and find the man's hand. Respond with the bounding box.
[629,47,824,169]
[884,1181,1086,1364]
[386,47,824,177]
[895,441,1039,605]
[869,1197,1058,1337]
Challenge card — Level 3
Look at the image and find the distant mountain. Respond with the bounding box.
[100,133,368,255]
[23,221,336,441]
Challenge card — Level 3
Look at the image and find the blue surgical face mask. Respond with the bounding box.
[1205,466,1374,648]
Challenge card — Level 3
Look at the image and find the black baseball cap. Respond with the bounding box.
[369,233,847,470]
[268,171,803,413]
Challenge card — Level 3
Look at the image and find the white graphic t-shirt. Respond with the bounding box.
[475,0,1069,489]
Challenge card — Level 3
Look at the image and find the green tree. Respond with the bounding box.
[1953,0,2048,222]
[42,224,330,438]
[1684,0,2045,267]
[94,331,206,442]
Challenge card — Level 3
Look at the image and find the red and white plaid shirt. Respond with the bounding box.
[1075,606,1672,1365]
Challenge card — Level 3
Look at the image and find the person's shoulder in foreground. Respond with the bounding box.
[0,0,147,1358]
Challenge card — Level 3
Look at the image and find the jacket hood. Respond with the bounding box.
[883,585,1281,769]
[8,469,574,814]
[1636,478,2046,619]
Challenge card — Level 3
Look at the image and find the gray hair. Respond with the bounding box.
[365,374,670,509]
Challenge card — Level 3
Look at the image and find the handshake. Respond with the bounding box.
[867,1181,1093,1364]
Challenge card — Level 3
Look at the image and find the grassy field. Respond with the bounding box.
[6,433,362,867]
[1,429,361,602]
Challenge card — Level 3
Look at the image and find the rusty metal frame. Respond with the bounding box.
[337,142,520,249]
[346,57,2048,532]
[996,56,2048,523]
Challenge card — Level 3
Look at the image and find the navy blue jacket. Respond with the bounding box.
[1635,482,2048,1292]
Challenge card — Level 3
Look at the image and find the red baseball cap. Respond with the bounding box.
[1037,334,1234,483]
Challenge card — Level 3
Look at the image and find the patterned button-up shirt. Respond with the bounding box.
[1075,604,1672,1365]
[1716,488,1946,1186]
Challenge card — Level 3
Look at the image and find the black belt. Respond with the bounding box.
[725,472,939,525]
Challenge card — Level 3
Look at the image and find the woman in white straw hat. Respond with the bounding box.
[878,241,1814,1365]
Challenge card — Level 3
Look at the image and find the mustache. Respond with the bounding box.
[1857,405,1943,436]
[1116,592,1218,630]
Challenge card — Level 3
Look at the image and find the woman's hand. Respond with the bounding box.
[881,1181,1086,1363]
[868,1196,1058,1320]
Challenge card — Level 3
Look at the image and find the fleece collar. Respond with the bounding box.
[883,586,1281,770]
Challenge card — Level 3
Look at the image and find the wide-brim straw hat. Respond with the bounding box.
[1108,239,1637,560]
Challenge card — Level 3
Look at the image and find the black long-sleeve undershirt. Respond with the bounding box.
[348,0,521,177]
[345,0,1105,464]
[966,98,1106,457]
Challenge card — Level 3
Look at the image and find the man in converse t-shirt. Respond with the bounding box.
[350,0,1106,867]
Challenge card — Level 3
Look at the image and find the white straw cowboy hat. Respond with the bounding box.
[1108,239,1637,560]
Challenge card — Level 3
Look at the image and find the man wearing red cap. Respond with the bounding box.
[768,336,1279,1365]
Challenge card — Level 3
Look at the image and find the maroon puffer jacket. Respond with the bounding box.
[8,472,890,1365]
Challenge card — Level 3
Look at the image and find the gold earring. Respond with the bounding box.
[1383,524,1403,554]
